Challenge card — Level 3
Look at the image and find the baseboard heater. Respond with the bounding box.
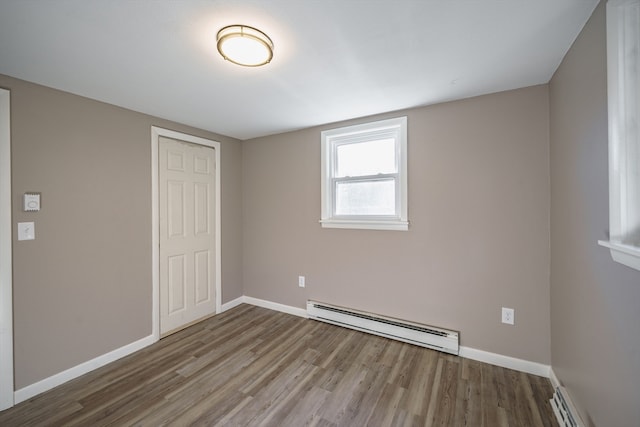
[550,386,585,427]
[306,300,459,355]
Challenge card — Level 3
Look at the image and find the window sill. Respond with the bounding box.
[598,240,640,272]
[320,219,409,231]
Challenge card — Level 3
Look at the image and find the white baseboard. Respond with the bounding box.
[458,346,550,378]
[549,367,561,389]
[221,296,244,312]
[14,334,156,404]
[240,296,551,379]
[242,296,308,318]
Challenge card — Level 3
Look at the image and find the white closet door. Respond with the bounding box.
[159,136,216,335]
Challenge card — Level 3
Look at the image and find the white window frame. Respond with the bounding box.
[320,116,408,231]
[598,0,640,271]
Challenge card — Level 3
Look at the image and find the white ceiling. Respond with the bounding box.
[0,0,598,140]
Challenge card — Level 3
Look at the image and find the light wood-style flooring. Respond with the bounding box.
[0,304,558,426]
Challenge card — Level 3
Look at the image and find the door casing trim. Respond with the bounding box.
[0,88,13,410]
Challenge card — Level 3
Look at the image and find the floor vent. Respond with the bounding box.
[306,300,459,355]
[550,386,585,427]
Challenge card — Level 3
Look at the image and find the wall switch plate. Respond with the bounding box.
[17,222,35,241]
[502,307,515,325]
[298,276,305,288]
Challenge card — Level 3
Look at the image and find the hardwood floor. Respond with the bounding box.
[0,304,558,426]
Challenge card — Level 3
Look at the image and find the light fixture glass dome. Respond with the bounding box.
[216,25,274,67]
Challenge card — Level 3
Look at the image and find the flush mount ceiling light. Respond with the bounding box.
[216,25,274,67]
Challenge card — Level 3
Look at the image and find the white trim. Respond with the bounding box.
[549,367,561,390]
[598,240,640,271]
[242,296,308,318]
[603,0,640,271]
[151,127,222,340]
[0,88,13,410]
[319,219,409,231]
[241,296,551,378]
[458,346,550,378]
[221,296,244,312]
[151,129,159,340]
[321,116,408,231]
[14,333,155,404]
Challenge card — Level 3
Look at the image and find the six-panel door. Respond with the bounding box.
[159,136,216,335]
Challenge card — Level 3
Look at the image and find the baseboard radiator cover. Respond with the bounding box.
[550,386,585,427]
[306,300,459,355]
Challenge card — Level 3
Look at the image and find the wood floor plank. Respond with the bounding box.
[368,382,405,426]
[532,374,561,427]
[452,358,482,426]
[432,357,460,425]
[0,305,558,427]
[423,357,445,426]
[277,385,332,426]
[403,346,438,418]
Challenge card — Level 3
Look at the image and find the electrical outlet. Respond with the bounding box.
[502,307,514,325]
[298,276,305,288]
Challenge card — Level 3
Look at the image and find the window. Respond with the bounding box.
[598,0,640,271]
[321,116,408,231]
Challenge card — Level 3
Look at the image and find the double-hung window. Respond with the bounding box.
[321,116,408,231]
[599,0,640,271]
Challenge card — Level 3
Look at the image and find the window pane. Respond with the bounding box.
[336,138,396,177]
[335,179,395,215]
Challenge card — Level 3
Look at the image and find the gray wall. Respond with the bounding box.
[243,85,551,363]
[549,2,640,426]
[1,74,243,389]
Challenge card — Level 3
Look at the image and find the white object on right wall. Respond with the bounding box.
[501,307,515,325]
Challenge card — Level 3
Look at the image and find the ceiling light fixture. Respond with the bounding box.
[216,25,274,67]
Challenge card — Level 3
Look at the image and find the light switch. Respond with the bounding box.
[17,222,35,241]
